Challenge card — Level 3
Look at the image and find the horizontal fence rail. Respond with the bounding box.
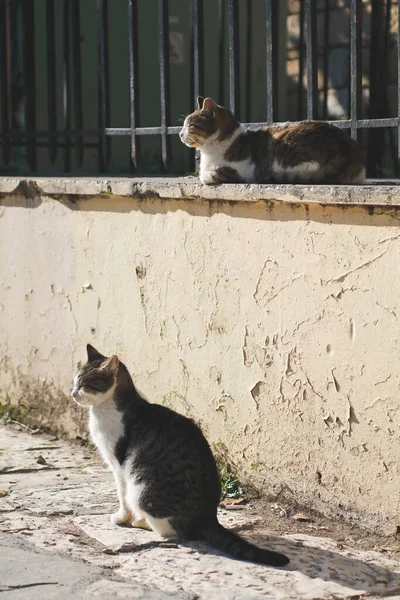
[0,0,399,177]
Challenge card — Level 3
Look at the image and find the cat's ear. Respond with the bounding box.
[100,355,119,372]
[202,97,218,113]
[196,95,204,109]
[86,344,105,363]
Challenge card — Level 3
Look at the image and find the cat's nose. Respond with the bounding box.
[179,131,184,138]
[71,388,78,399]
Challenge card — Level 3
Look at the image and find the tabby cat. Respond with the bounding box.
[71,344,289,567]
[180,97,365,185]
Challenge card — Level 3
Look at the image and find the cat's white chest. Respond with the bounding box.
[89,404,124,468]
[200,153,255,183]
[199,127,255,184]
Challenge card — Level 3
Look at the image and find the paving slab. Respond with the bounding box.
[1,426,400,600]
[82,580,197,600]
[74,513,400,599]
[0,533,188,600]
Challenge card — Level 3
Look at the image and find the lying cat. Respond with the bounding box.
[71,344,289,567]
[180,97,365,185]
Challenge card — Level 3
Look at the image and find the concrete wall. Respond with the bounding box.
[1,178,399,533]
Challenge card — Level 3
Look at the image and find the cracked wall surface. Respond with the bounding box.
[0,190,399,533]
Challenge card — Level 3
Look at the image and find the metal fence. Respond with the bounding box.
[0,0,399,178]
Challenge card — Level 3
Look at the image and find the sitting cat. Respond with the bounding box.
[180,97,365,185]
[71,344,289,567]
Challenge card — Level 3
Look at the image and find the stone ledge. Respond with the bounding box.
[0,175,400,206]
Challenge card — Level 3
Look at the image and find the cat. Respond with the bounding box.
[180,97,365,185]
[71,344,289,567]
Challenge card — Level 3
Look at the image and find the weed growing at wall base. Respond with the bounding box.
[214,440,245,500]
[0,411,12,425]
[220,472,245,500]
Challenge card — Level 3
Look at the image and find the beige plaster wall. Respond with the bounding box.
[1,188,399,532]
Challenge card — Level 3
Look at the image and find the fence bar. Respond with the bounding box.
[322,0,330,119]
[245,0,252,122]
[97,0,111,172]
[3,116,400,144]
[368,0,385,176]
[62,0,71,171]
[46,0,57,164]
[305,0,318,119]
[113,119,396,131]
[350,0,362,140]
[159,0,170,171]
[218,0,225,105]
[192,0,203,106]
[398,0,400,159]
[385,0,393,56]
[0,1,10,166]
[228,0,240,116]
[246,118,400,130]
[71,0,83,166]
[265,0,275,123]
[128,0,139,169]
[22,0,36,170]
[384,0,398,175]
[190,0,203,174]
[297,0,305,119]
[5,141,98,150]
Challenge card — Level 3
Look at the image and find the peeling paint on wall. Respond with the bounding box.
[1,192,400,533]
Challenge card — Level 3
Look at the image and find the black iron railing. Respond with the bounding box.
[0,0,399,178]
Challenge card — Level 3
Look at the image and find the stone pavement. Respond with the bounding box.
[1,533,190,600]
[1,425,400,600]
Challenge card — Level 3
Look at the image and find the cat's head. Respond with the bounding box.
[71,344,119,408]
[180,97,239,148]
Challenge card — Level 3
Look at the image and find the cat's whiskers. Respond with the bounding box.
[180,130,201,148]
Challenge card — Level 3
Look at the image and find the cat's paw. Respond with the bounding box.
[131,517,152,531]
[111,510,132,526]
[199,171,217,185]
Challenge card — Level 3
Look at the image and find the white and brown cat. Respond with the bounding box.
[180,97,365,185]
[71,344,289,567]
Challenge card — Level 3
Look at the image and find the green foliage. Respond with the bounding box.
[0,411,12,425]
[214,440,245,500]
[220,471,244,500]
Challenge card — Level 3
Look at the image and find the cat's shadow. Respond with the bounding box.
[116,522,400,594]
[173,532,400,595]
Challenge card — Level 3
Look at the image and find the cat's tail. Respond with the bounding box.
[199,518,289,567]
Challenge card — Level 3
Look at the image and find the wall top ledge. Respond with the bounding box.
[1,176,400,207]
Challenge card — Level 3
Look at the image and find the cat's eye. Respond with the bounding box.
[86,385,102,392]
[192,124,207,132]
[77,385,94,393]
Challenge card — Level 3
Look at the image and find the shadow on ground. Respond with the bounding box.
[178,532,400,596]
